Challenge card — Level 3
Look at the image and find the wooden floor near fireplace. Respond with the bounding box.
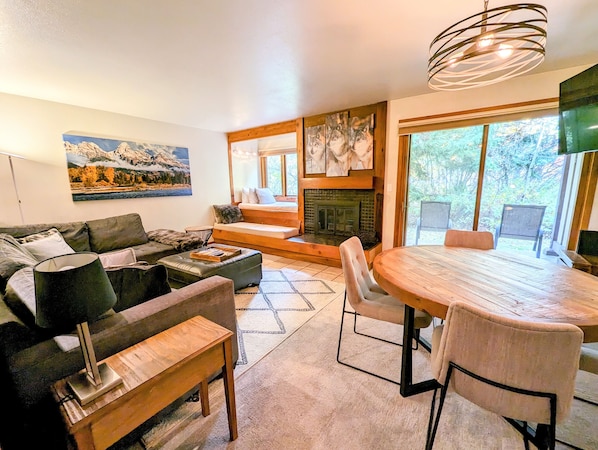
[213,232,382,268]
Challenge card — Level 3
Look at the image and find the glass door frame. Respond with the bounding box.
[393,99,594,249]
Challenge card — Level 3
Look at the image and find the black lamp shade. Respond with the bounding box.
[34,252,117,330]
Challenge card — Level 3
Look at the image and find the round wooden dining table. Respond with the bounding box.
[372,245,598,397]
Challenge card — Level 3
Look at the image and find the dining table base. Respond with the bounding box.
[400,305,440,397]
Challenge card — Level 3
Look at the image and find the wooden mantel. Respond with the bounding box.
[300,176,374,190]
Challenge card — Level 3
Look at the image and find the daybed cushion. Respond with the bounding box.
[213,221,299,239]
[87,213,149,253]
[238,201,298,212]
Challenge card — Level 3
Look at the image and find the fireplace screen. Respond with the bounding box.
[315,201,360,236]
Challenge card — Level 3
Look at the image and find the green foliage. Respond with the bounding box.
[407,116,564,245]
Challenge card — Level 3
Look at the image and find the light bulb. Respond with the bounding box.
[477,32,495,49]
[448,52,464,68]
[497,44,513,59]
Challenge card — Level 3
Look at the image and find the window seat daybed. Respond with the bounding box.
[213,221,299,239]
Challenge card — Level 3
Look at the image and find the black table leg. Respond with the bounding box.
[400,305,439,397]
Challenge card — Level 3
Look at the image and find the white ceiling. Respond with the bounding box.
[1,0,597,132]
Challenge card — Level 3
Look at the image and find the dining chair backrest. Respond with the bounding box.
[443,230,494,250]
[339,236,386,313]
[431,301,583,424]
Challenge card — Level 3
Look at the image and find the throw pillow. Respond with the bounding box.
[18,228,75,261]
[256,187,276,204]
[0,234,38,291]
[248,187,259,204]
[99,248,137,269]
[213,204,244,224]
[105,264,171,312]
[87,213,149,253]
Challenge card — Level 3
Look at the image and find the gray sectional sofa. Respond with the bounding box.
[0,213,238,449]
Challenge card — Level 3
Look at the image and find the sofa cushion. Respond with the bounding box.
[17,228,75,261]
[105,264,171,312]
[213,204,244,224]
[0,222,90,252]
[87,213,149,253]
[0,234,38,292]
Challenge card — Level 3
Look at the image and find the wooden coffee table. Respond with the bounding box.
[51,315,237,449]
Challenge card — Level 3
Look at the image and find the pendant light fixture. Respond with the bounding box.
[428,1,547,91]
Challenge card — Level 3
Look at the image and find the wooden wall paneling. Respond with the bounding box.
[296,118,305,233]
[394,134,410,247]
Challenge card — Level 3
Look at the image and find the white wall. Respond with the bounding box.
[382,65,595,250]
[0,92,230,231]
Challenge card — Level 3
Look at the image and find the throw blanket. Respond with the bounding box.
[147,229,207,251]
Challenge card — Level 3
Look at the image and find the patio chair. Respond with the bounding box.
[494,204,546,258]
[337,236,432,384]
[426,301,583,450]
[415,201,452,245]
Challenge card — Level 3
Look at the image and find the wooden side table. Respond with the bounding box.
[52,315,237,449]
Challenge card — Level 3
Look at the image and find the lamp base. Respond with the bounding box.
[67,362,123,406]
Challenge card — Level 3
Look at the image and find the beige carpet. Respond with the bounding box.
[134,274,596,450]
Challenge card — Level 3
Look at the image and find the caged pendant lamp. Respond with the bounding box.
[428,1,547,91]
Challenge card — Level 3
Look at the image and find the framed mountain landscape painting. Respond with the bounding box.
[63,133,192,201]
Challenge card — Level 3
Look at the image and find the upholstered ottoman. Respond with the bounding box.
[158,245,262,290]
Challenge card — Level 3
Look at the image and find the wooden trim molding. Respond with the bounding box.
[568,151,598,250]
[398,98,558,135]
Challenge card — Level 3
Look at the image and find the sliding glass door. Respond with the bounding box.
[404,115,565,258]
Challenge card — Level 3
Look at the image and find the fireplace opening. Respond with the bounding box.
[315,201,360,236]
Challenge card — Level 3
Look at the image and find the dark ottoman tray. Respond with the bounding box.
[158,245,262,290]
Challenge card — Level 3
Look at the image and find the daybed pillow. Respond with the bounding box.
[248,187,259,204]
[99,248,137,269]
[213,204,244,224]
[241,187,251,203]
[256,187,276,204]
[0,234,38,291]
[18,228,75,261]
[87,213,149,253]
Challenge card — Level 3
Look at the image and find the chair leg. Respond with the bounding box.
[425,366,451,450]
[337,291,402,385]
[336,292,349,364]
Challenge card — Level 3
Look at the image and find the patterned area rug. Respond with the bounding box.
[140,269,344,448]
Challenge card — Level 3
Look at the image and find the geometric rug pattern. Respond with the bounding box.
[234,269,343,369]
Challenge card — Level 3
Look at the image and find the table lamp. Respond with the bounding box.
[34,252,123,405]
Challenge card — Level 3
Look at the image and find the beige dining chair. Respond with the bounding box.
[443,229,494,250]
[426,301,583,450]
[337,236,432,384]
